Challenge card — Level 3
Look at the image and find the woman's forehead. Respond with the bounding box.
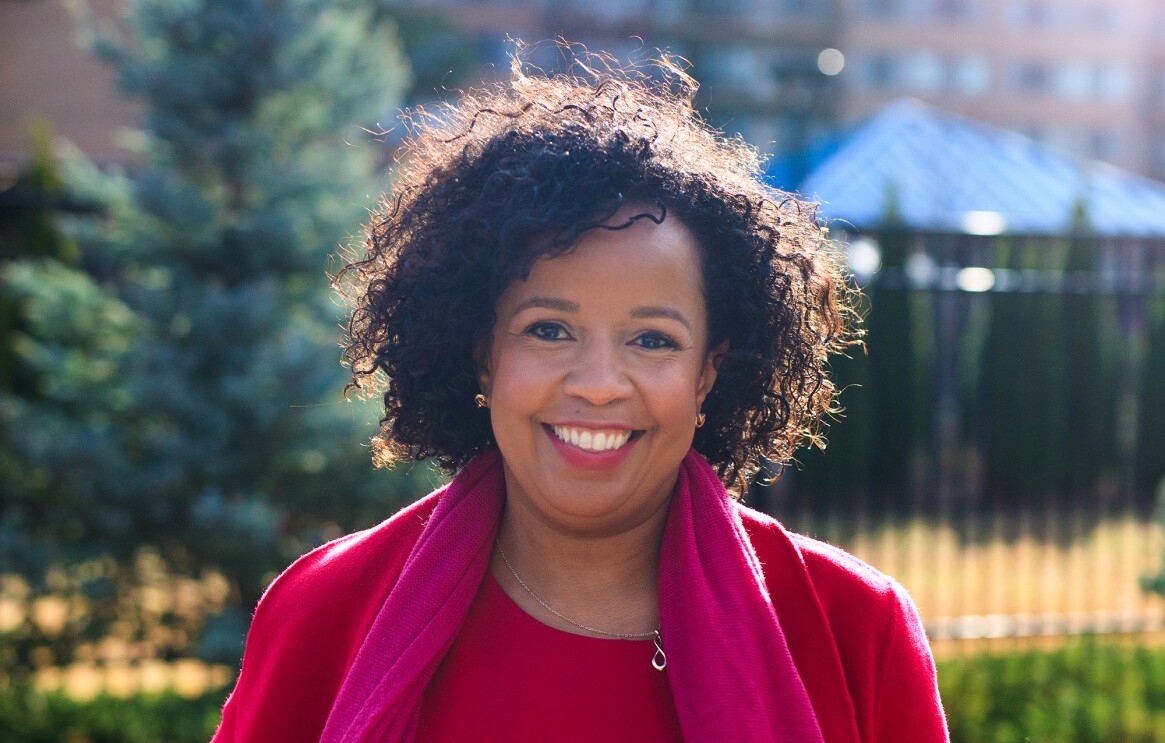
[498,208,705,315]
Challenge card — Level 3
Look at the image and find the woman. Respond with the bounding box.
[213,49,948,743]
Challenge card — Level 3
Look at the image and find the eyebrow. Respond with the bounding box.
[631,306,692,331]
[512,297,693,331]
[512,296,580,314]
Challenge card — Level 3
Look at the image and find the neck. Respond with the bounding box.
[490,489,670,638]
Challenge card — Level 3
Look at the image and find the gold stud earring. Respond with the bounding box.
[695,412,706,428]
[474,394,489,409]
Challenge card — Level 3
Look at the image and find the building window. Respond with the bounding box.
[1053,61,1092,101]
[853,53,897,88]
[859,0,901,20]
[901,51,944,92]
[952,55,990,97]
[699,44,761,90]
[931,0,981,23]
[1080,3,1123,32]
[1012,60,1051,94]
[781,0,831,20]
[653,0,685,21]
[1096,63,1132,101]
[1007,0,1056,29]
[690,0,749,15]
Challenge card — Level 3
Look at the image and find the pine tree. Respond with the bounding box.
[977,236,1070,504]
[1,0,425,666]
[1060,206,1118,494]
[1139,292,1165,496]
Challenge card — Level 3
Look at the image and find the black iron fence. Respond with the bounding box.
[756,228,1165,646]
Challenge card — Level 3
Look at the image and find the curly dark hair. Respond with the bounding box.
[337,44,861,488]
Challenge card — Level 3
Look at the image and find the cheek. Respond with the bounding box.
[489,349,556,405]
[642,364,705,418]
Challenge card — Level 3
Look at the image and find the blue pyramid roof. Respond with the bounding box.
[796,99,1165,236]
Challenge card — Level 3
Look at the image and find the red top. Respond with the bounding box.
[213,495,948,742]
[416,572,683,743]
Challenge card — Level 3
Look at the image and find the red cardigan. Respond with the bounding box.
[213,494,948,742]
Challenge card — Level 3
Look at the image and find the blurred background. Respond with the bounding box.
[2,0,1165,740]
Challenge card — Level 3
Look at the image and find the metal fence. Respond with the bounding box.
[755,229,1165,651]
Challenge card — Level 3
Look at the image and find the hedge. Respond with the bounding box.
[939,640,1165,743]
[3,640,1165,742]
[0,686,225,743]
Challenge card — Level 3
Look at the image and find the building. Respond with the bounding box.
[4,0,1165,182]
[380,0,844,170]
[799,98,1165,236]
[837,0,1165,182]
[0,0,139,172]
[379,0,1165,181]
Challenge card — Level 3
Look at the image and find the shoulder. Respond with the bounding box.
[262,491,440,610]
[736,503,913,661]
[249,490,442,657]
[736,503,902,609]
[736,504,948,742]
[214,492,442,742]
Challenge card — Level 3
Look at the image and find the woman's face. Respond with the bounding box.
[479,205,721,537]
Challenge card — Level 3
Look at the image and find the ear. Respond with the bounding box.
[473,337,493,397]
[695,340,729,407]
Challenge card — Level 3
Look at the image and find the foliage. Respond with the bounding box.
[939,640,1165,743]
[861,224,928,501]
[975,225,1121,504]
[788,220,927,510]
[1139,291,1165,495]
[7,640,1165,742]
[379,6,480,108]
[790,223,1142,513]
[0,685,226,743]
[1,0,428,675]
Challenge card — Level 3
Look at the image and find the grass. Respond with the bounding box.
[4,508,1164,694]
[784,508,1165,655]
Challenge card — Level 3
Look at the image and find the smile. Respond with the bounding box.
[549,425,633,452]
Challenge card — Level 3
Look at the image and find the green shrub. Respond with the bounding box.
[5,641,1165,742]
[0,685,226,743]
[940,639,1165,742]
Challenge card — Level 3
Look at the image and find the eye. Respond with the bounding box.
[634,331,678,350]
[525,321,571,341]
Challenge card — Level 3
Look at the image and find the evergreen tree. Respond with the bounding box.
[1060,207,1118,494]
[790,289,873,507]
[863,224,914,501]
[977,237,1069,504]
[1,0,425,665]
[1139,292,1165,496]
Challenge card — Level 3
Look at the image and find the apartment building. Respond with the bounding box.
[838,0,1165,180]
[382,0,1165,181]
[4,0,1164,180]
[0,0,137,170]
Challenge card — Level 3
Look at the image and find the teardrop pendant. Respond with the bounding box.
[651,630,667,671]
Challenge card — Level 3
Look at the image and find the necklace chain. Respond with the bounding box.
[494,536,667,670]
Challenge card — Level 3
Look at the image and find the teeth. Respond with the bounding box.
[552,426,632,452]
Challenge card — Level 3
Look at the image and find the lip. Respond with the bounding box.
[542,422,640,470]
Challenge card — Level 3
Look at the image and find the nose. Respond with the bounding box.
[562,339,633,406]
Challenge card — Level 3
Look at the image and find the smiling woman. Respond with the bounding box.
[483,204,718,540]
[210,44,949,743]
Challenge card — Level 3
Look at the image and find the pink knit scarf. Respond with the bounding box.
[320,448,825,743]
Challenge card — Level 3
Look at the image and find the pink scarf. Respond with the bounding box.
[319,448,825,743]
